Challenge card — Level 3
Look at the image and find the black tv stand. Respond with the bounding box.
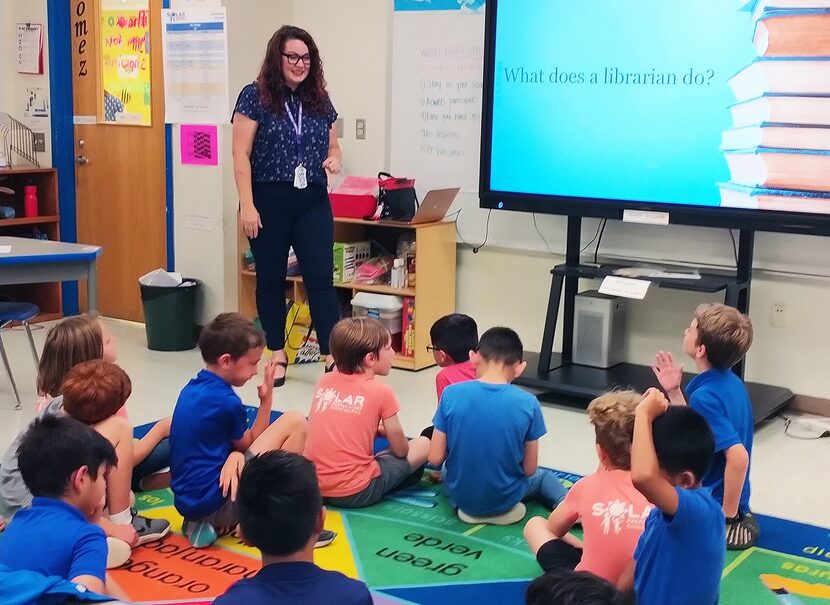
[516,216,794,424]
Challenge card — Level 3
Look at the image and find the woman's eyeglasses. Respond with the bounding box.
[282,53,311,66]
[426,345,438,353]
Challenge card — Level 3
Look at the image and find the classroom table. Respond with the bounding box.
[0,236,102,312]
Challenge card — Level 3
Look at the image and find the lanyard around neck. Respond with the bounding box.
[284,99,303,141]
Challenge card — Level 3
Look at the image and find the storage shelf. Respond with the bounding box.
[239,216,456,371]
[0,168,62,321]
[242,271,416,296]
[333,216,451,229]
[0,215,60,227]
[393,354,416,369]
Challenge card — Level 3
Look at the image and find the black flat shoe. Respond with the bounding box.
[273,360,288,387]
[324,362,336,373]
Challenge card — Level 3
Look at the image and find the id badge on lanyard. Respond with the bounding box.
[285,100,307,189]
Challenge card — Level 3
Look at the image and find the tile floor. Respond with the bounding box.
[0,318,826,526]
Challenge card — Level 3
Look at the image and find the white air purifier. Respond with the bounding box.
[572,291,627,369]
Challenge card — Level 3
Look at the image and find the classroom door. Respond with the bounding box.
[70,0,167,321]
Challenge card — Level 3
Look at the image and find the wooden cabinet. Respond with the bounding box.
[239,217,457,370]
[0,167,62,321]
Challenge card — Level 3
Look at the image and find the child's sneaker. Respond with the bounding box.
[314,529,336,548]
[132,511,171,545]
[458,502,526,526]
[726,514,759,550]
[183,519,219,548]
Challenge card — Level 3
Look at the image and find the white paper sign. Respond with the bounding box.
[622,209,670,225]
[182,214,217,231]
[0,246,12,253]
[598,276,651,300]
[161,8,230,124]
[16,23,43,74]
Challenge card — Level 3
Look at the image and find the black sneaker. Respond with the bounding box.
[726,514,758,550]
[314,529,336,548]
[132,511,171,545]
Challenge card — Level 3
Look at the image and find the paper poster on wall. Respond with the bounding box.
[180,124,218,165]
[23,87,50,134]
[390,3,485,197]
[161,8,229,124]
[16,23,44,74]
[100,0,152,126]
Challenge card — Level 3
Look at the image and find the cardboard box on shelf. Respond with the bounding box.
[333,241,371,284]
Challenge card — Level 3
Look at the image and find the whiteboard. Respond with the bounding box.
[389,7,830,278]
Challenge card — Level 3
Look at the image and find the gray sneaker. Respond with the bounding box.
[314,529,336,548]
[132,511,171,545]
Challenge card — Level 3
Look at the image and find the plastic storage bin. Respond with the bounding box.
[351,292,404,350]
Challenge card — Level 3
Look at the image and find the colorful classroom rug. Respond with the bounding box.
[123,414,830,604]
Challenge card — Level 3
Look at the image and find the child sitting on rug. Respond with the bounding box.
[652,302,759,549]
[526,569,634,605]
[213,451,372,605]
[169,312,312,548]
[629,389,724,605]
[60,360,171,549]
[431,313,479,403]
[0,415,127,599]
[420,314,479,442]
[0,315,169,554]
[34,314,172,493]
[428,327,567,525]
[304,317,430,508]
[523,390,652,586]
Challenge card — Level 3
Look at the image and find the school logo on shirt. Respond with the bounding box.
[591,499,654,535]
[313,388,365,415]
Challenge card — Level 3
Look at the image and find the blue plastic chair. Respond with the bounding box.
[0,302,40,410]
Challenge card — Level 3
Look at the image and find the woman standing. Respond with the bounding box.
[232,26,341,384]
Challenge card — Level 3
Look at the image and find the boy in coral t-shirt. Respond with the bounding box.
[304,318,430,507]
[523,390,653,587]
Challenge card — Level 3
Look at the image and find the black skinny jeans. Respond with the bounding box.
[248,181,339,355]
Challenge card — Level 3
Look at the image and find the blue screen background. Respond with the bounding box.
[489,0,757,206]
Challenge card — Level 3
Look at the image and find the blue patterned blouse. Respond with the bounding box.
[233,82,337,187]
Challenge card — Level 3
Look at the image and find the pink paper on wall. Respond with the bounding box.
[180,124,218,166]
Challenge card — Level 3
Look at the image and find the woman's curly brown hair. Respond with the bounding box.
[586,390,642,470]
[256,25,330,116]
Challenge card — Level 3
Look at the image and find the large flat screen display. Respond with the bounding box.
[480,0,830,234]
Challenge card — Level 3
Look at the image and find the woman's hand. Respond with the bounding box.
[240,204,262,239]
[323,155,341,174]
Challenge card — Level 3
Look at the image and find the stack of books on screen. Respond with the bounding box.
[720,0,830,213]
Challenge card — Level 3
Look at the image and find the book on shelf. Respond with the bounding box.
[728,59,830,102]
[753,10,830,57]
[719,182,830,212]
[750,0,830,22]
[724,148,830,192]
[729,95,830,127]
[721,122,830,151]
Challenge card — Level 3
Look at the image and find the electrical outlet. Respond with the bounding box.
[32,132,46,153]
[771,303,787,328]
[355,118,366,140]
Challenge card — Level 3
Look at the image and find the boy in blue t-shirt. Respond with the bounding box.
[628,389,724,605]
[213,451,372,605]
[653,303,758,549]
[428,327,566,524]
[0,415,124,598]
[170,312,313,548]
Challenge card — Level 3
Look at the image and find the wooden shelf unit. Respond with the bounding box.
[0,167,62,321]
[239,216,457,370]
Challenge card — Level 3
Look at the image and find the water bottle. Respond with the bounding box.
[24,185,38,218]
